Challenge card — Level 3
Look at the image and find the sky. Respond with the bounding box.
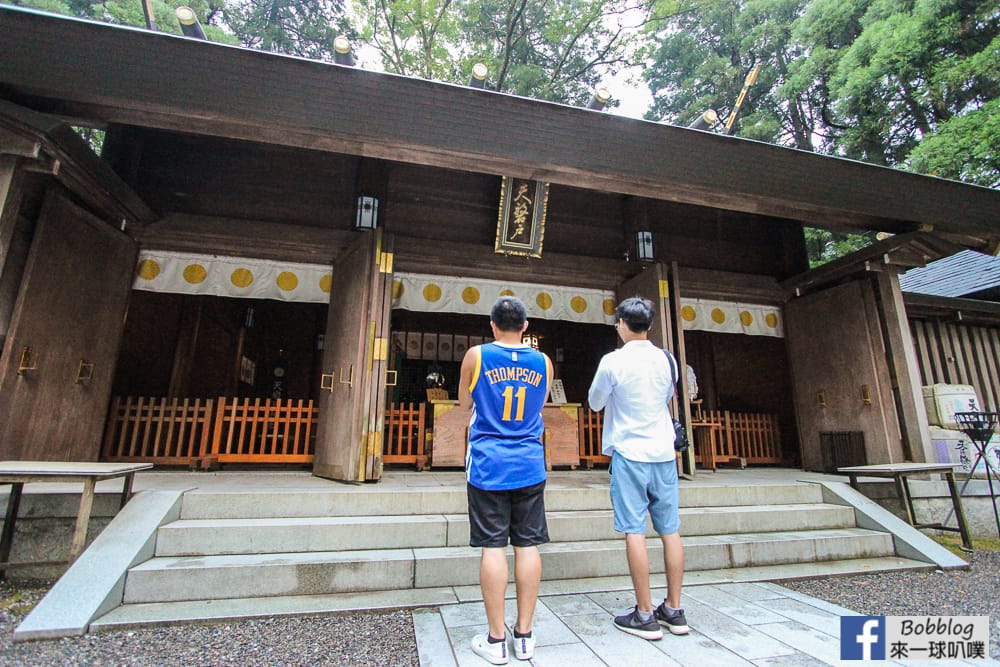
[604,68,654,120]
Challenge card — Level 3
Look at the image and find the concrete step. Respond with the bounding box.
[124,527,893,603]
[175,482,824,519]
[155,503,857,556]
[94,555,933,633]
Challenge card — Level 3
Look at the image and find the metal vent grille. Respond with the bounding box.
[819,431,866,472]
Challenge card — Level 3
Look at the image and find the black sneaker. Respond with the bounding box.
[655,601,690,635]
[613,606,663,640]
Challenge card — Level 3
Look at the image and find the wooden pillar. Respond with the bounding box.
[873,271,932,462]
[0,156,28,349]
[668,261,696,476]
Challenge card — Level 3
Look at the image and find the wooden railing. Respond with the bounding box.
[694,409,782,467]
[208,397,317,463]
[577,407,608,468]
[103,397,428,467]
[577,408,781,469]
[383,402,428,469]
[102,396,213,465]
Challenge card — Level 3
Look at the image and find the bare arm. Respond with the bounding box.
[458,346,477,410]
[543,353,554,403]
[588,359,610,411]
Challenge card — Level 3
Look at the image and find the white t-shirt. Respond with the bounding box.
[587,339,675,462]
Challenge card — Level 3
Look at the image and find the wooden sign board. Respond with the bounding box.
[549,379,567,404]
[495,177,548,258]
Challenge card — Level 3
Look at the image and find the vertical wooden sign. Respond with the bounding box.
[495,177,548,258]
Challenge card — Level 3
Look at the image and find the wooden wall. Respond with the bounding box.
[909,318,1000,411]
[685,331,799,461]
[117,131,809,291]
[133,129,358,229]
[114,292,327,401]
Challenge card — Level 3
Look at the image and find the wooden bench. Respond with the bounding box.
[838,462,973,550]
[0,461,152,577]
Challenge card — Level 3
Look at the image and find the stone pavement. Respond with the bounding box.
[414,581,849,666]
[413,581,998,666]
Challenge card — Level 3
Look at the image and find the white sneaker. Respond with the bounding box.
[513,632,536,660]
[471,632,509,665]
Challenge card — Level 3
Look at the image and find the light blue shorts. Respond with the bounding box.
[609,450,681,535]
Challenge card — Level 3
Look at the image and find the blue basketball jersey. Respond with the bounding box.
[467,342,551,490]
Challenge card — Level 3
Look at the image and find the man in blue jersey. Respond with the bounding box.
[588,296,690,641]
[459,296,553,665]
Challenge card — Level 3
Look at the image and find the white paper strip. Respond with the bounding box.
[133,251,332,303]
[679,298,783,338]
[133,257,782,337]
[393,272,617,324]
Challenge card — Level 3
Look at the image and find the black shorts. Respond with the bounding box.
[467,480,550,548]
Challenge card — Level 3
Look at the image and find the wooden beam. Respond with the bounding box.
[392,235,631,290]
[782,232,966,296]
[0,100,156,224]
[139,213,355,263]
[0,127,40,158]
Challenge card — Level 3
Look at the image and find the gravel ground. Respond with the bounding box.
[783,549,1000,660]
[1,551,996,665]
[0,585,419,667]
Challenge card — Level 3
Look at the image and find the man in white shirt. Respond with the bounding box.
[588,296,689,641]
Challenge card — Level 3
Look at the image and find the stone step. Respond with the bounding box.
[124,527,893,603]
[155,503,857,556]
[95,555,933,633]
[176,483,824,520]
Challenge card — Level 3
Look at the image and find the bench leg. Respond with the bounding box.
[120,472,136,510]
[945,472,974,550]
[0,483,23,580]
[895,475,917,525]
[69,478,96,563]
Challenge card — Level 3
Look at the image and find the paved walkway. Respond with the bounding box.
[413,581,998,666]
[414,580,852,666]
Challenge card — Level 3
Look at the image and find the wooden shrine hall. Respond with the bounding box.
[1,7,999,482]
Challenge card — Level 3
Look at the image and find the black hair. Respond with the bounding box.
[616,296,654,333]
[491,296,528,332]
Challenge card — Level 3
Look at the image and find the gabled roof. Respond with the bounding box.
[900,250,1000,298]
[1,6,998,248]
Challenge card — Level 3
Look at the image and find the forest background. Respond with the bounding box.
[6,0,997,266]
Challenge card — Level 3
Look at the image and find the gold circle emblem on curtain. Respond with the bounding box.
[392,279,403,299]
[277,272,298,291]
[183,264,207,284]
[500,289,516,297]
[765,312,779,328]
[536,292,553,310]
[231,268,254,288]
[681,305,697,321]
[570,296,587,313]
[711,307,726,324]
[603,299,616,316]
[740,310,754,326]
[137,259,160,281]
[423,284,442,302]
[462,286,481,304]
[320,274,333,293]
